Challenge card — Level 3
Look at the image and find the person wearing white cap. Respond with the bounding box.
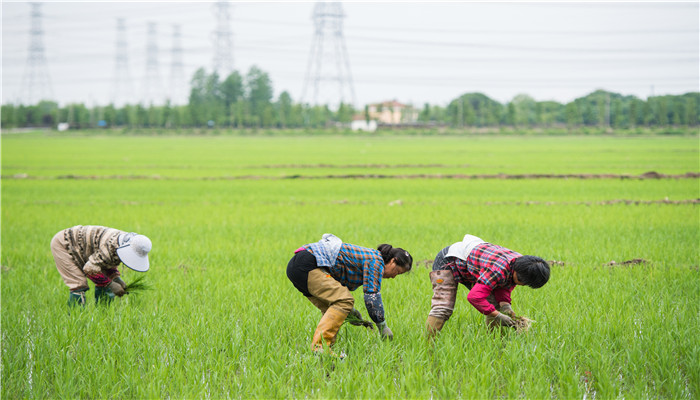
[426,234,550,337]
[50,225,152,306]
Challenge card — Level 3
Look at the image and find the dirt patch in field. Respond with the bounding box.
[280,171,700,180]
[3,170,699,181]
[417,259,434,269]
[605,258,648,266]
[253,163,471,169]
[483,199,700,206]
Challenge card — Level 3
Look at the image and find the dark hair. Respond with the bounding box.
[512,256,550,288]
[377,244,413,271]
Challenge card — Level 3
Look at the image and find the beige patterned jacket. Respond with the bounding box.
[64,225,124,276]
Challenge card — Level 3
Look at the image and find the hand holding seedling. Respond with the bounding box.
[345,308,374,329]
[492,312,516,327]
[107,280,126,297]
[498,303,516,318]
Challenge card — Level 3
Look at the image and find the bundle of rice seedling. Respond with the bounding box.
[487,314,535,333]
[511,315,535,333]
[124,275,152,294]
[344,312,374,329]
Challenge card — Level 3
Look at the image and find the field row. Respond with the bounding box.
[2,134,698,177]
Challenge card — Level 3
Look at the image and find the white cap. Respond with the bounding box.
[116,233,152,272]
[445,234,485,261]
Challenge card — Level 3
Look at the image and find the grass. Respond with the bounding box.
[1,132,698,399]
[2,133,698,177]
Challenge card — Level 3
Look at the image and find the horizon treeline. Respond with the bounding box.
[2,66,699,130]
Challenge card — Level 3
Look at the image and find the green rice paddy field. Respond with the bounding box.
[2,132,699,398]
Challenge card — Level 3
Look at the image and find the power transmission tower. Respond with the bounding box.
[300,1,356,109]
[112,18,133,106]
[20,2,53,105]
[142,22,163,105]
[168,24,186,105]
[212,0,234,78]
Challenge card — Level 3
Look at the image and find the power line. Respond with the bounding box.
[345,34,698,55]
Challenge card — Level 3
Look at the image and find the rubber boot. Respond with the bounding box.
[426,315,445,338]
[311,308,348,354]
[67,289,87,307]
[94,285,115,304]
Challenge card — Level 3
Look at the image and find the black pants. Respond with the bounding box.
[286,250,318,297]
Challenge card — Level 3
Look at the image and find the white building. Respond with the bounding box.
[350,115,378,132]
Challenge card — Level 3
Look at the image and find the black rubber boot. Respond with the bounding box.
[94,286,115,304]
[67,289,87,307]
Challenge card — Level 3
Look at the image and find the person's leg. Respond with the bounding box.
[306,268,354,352]
[307,296,329,314]
[51,231,88,306]
[426,269,457,337]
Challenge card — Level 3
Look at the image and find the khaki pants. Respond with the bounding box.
[305,268,354,315]
[51,231,89,291]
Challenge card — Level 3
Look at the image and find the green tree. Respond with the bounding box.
[686,95,698,126]
[276,91,293,128]
[188,68,224,126]
[506,102,517,126]
[1,104,17,128]
[629,99,639,127]
[611,98,624,128]
[537,101,565,127]
[565,102,581,128]
[658,98,668,126]
[245,66,273,120]
[102,104,116,127]
[336,102,354,124]
[643,100,655,126]
[222,71,244,126]
[511,94,537,127]
[418,103,431,122]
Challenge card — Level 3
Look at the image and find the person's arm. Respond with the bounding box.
[363,257,393,339]
[467,283,497,315]
[362,256,384,322]
[83,253,111,284]
[364,292,385,324]
[84,253,124,295]
[86,272,111,286]
[493,286,514,305]
[106,268,126,289]
[470,284,516,327]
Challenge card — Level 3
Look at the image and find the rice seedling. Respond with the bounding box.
[124,275,151,294]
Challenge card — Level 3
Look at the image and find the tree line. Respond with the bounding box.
[2,65,698,130]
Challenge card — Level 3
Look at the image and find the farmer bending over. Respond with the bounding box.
[51,225,152,306]
[287,234,413,354]
[426,234,549,337]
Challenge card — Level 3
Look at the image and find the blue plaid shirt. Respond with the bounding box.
[304,242,384,294]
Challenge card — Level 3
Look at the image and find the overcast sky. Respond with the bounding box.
[2,1,698,108]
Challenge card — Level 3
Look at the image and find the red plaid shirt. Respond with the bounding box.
[445,242,521,313]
